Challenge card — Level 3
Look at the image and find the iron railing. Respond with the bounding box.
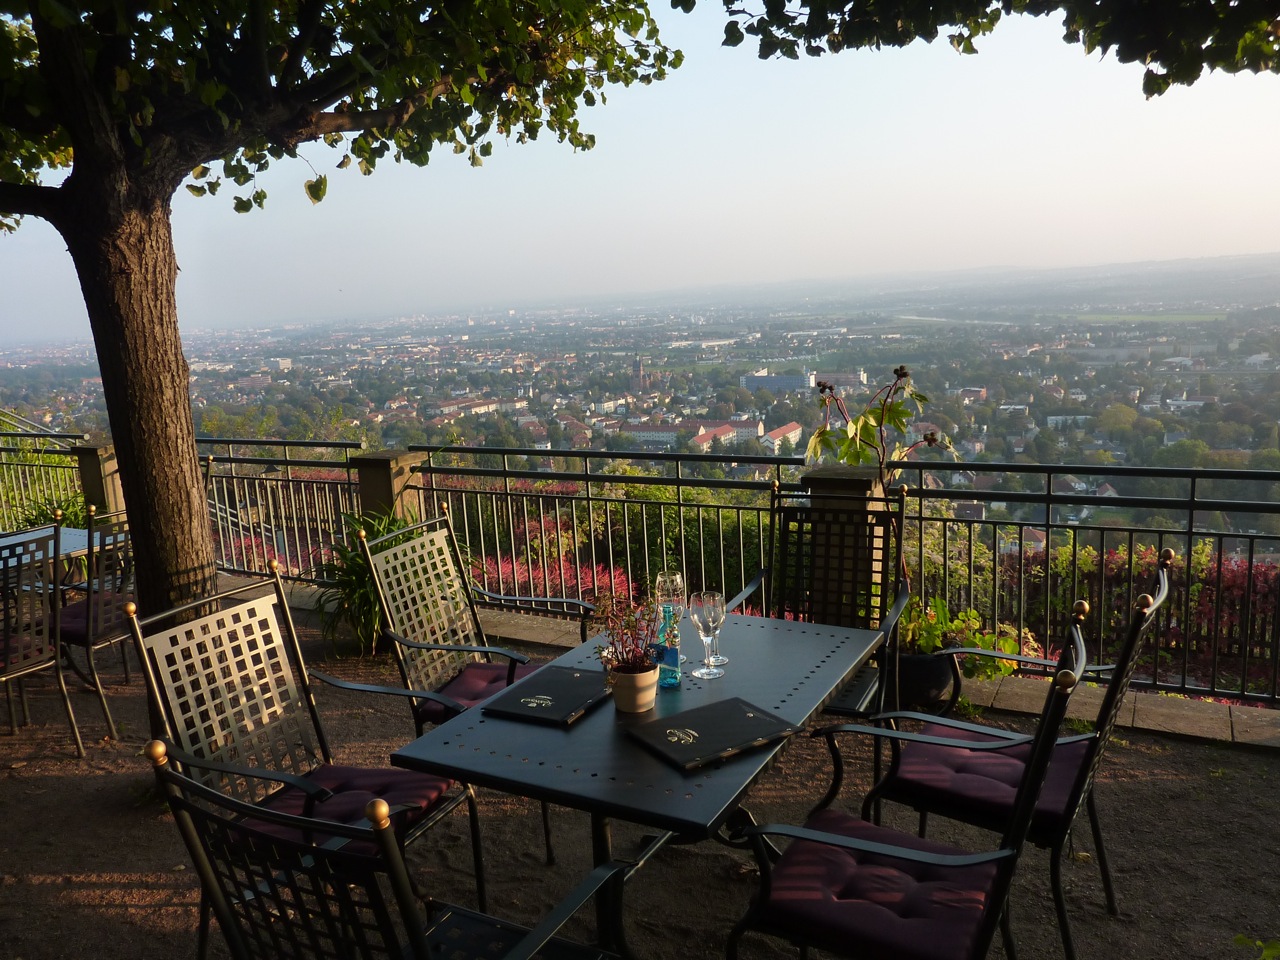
[408,446,789,606]
[0,412,88,530]
[196,436,366,579]
[12,423,1280,704]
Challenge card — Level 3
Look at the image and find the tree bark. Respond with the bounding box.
[58,190,217,615]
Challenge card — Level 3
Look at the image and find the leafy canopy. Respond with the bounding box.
[692,0,1280,96]
[0,1,680,231]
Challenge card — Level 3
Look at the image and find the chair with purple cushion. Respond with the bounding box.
[59,505,133,741]
[361,511,594,863]
[844,548,1173,960]
[127,561,486,959]
[726,612,1087,960]
[2,522,83,757]
[147,738,625,960]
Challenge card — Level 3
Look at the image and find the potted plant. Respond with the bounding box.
[591,593,661,713]
[893,596,1024,708]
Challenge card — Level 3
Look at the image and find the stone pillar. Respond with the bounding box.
[74,444,126,514]
[352,450,428,520]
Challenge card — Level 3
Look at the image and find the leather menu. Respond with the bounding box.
[626,697,800,771]
[481,666,611,727]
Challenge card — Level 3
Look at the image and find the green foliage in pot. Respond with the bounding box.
[20,494,88,529]
[902,596,1021,682]
[312,509,414,656]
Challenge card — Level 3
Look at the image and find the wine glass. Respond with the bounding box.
[688,591,725,680]
[707,592,728,666]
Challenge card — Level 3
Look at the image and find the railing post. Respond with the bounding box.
[74,443,126,514]
[352,451,428,520]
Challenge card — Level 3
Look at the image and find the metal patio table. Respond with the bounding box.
[391,614,883,956]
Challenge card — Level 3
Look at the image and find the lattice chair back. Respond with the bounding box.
[361,515,488,693]
[1,522,83,755]
[1,524,61,680]
[1062,547,1173,829]
[148,739,432,960]
[769,485,905,630]
[131,576,331,805]
[78,506,134,642]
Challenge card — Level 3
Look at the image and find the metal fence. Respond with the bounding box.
[408,446,787,607]
[12,420,1280,704]
[897,461,1280,704]
[196,436,366,579]
[0,412,87,530]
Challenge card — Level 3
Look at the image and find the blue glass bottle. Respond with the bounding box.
[657,603,682,688]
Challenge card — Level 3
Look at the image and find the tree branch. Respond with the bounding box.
[0,181,67,226]
[279,0,326,88]
[248,0,272,96]
[301,76,455,137]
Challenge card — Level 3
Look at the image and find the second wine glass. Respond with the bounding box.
[688,591,725,680]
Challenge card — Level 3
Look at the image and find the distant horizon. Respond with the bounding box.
[5,248,1280,351]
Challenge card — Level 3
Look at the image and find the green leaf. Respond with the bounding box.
[336,155,351,169]
[185,184,206,197]
[304,175,327,204]
[233,196,253,213]
[723,22,745,47]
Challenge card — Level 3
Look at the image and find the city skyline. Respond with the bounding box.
[3,6,1280,343]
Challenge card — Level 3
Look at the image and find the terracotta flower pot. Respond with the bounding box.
[610,666,659,713]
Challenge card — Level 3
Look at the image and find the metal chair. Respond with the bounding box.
[767,485,910,718]
[852,548,1174,960]
[127,562,486,958]
[361,511,594,864]
[1,522,84,757]
[147,738,623,960]
[726,611,1088,960]
[59,505,134,741]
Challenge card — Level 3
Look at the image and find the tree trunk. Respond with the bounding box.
[59,193,217,616]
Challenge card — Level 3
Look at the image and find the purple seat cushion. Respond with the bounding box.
[259,763,455,849]
[886,723,1093,840]
[412,661,542,727]
[757,808,1001,960]
[59,592,131,646]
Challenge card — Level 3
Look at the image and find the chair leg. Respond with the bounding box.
[53,660,85,758]
[1000,902,1018,960]
[917,810,928,838]
[1049,844,1077,960]
[85,645,119,741]
[197,891,211,960]
[540,800,556,865]
[1085,792,1119,916]
[465,786,487,912]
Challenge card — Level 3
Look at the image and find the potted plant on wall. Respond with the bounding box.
[806,366,973,710]
[591,593,661,713]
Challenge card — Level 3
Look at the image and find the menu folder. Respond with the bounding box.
[481,666,611,727]
[626,697,801,771]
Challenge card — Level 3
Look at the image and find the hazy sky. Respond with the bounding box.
[4,7,1280,343]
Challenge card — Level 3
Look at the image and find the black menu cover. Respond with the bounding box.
[626,697,801,771]
[481,666,611,727]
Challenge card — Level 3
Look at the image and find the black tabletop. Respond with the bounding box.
[391,615,882,839]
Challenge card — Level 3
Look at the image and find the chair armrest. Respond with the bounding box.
[739,823,1015,869]
[812,721,1032,751]
[727,568,766,613]
[307,668,468,716]
[385,629,531,665]
[502,860,631,960]
[473,586,595,619]
[853,711,1030,740]
[936,647,1060,670]
[160,741,334,802]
